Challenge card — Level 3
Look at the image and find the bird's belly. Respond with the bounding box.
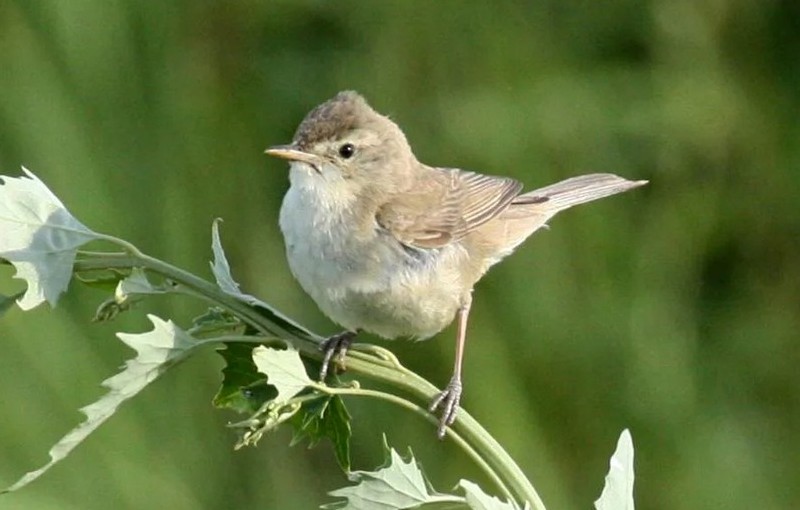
[280,188,466,338]
[321,266,464,339]
[287,236,464,339]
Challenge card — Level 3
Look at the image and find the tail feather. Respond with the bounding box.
[471,173,646,269]
[515,173,648,213]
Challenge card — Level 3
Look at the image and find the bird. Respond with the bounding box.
[265,91,646,438]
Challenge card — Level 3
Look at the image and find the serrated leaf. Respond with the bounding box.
[458,480,518,510]
[323,443,461,510]
[0,168,102,309]
[2,315,202,493]
[213,343,273,414]
[291,399,326,447]
[325,396,352,472]
[252,345,312,402]
[594,429,635,510]
[291,395,352,471]
[209,219,315,339]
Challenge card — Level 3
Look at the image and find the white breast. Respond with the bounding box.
[279,166,467,338]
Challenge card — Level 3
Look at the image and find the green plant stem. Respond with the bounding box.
[316,384,517,504]
[341,354,545,510]
[75,250,320,344]
[73,246,545,510]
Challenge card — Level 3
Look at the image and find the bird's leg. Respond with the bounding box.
[429,293,472,439]
[319,330,358,381]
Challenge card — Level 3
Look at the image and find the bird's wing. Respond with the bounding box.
[376,168,523,249]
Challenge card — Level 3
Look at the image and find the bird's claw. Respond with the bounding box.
[319,331,357,381]
[429,377,462,439]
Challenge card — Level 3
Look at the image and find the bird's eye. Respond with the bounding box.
[338,143,355,159]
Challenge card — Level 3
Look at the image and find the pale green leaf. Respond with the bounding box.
[323,444,462,509]
[252,345,312,401]
[115,268,164,301]
[594,429,635,510]
[209,218,249,300]
[93,269,166,322]
[458,480,519,510]
[2,315,201,493]
[0,168,101,309]
[209,219,314,338]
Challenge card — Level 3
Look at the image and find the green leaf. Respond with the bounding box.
[209,219,316,339]
[291,395,352,471]
[2,315,202,493]
[252,345,312,402]
[213,343,273,414]
[75,268,129,292]
[594,429,635,510]
[458,480,519,510]
[0,168,102,309]
[323,440,462,509]
[192,307,242,333]
[325,396,352,472]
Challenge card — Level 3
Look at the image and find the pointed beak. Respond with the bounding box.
[264,144,318,165]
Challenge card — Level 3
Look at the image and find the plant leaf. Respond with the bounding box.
[594,429,635,510]
[291,395,352,472]
[213,343,273,414]
[115,267,163,300]
[75,268,129,292]
[252,345,312,402]
[458,480,518,510]
[209,219,316,339]
[209,218,252,301]
[1,315,202,493]
[0,168,102,309]
[324,396,352,472]
[323,441,461,509]
[191,307,244,335]
[94,269,166,322]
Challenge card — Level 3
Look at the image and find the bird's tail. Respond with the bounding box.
[514,173,648,213]
[473,173,646,269]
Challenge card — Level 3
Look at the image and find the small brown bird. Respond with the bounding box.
[266,91,646,437]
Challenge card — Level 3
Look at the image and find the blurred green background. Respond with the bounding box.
[1,1,798,508]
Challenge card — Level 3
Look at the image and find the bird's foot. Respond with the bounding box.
[429,376,463,439]
[319,330,357,381]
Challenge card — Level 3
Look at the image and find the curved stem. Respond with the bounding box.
[316,384,516,503]
[72,248,544,510]
[74,252,321,349]
[340,356,544,509]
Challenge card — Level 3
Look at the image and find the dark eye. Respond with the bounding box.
[338,143,355,159]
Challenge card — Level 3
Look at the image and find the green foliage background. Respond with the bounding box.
[1,1,798,508]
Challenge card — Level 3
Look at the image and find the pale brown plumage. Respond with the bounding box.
[266,91,647,438]
[376,169,522,249]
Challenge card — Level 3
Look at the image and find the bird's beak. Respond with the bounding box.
[264,145,317,165]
